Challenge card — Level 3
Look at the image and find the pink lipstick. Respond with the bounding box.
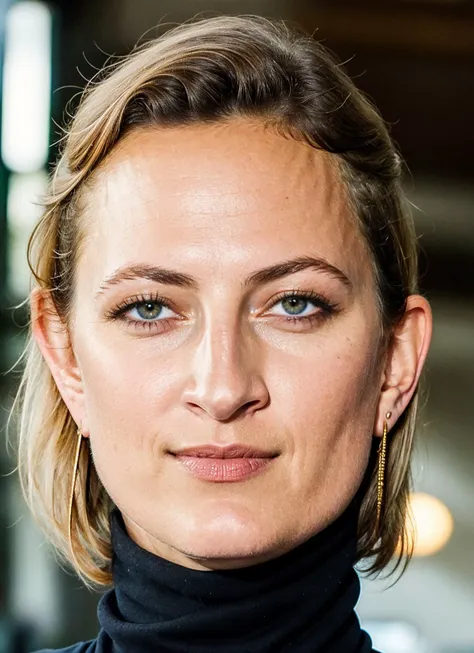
[171,444,277,482]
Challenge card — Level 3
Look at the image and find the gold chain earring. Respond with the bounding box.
[68,427,84,557]
[376,411,392,533]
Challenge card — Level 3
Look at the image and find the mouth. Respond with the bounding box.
[169,444,279,483]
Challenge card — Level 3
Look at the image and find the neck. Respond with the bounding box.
[96,495,375,652]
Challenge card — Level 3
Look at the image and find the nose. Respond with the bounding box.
[181,320,270,422]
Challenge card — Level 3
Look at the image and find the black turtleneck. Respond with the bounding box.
[36,493,380,653]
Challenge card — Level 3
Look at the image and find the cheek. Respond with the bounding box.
[75,329,181,470]
[78,318,177,401]
[271,331,378,426]
[270,329,380,498]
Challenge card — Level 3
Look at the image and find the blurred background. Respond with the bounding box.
[0,0,473,651]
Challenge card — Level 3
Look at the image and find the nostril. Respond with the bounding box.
[182,378,270,421]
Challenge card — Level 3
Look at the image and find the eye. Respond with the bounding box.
[128,300,175,322]
[268,290,337,321]
[105,294,180,331]
[272,295,316,317]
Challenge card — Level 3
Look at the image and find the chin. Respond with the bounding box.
[171,513,286,569]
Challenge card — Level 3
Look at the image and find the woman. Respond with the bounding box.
[15,14,432,653]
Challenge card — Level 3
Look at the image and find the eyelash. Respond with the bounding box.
[105,289,339,333]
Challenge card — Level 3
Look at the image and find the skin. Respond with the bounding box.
[33,118,432,571]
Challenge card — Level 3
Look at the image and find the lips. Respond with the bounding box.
[170,444,278,482]
[171,444,277,459]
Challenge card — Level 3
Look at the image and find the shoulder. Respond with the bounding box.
[33,642,95,653]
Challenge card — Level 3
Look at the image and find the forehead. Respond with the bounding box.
[81,120,371,289]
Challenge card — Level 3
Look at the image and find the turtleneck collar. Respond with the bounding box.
[95,490,377,653]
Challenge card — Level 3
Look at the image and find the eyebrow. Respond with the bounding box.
[94,256,353,300]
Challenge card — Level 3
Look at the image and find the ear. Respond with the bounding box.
[30,288,89,436]
[374,294,432,436]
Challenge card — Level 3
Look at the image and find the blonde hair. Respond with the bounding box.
[13,15,420,587]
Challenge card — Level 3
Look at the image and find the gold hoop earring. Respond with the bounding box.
[68,427,84,557]
[376,411,392,533]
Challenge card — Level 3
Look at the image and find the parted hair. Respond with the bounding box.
[13,14,419,586]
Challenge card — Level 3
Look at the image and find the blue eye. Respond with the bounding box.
[278,296,312,316]
[106,294,178,329]
[269,291,335,321]
[106,289,337,334]
[132,302,164,320]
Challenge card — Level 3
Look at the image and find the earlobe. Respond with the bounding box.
[374,294,432,437]
[30,288,86,429]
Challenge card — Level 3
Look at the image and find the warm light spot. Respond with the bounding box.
[402,492,454,557]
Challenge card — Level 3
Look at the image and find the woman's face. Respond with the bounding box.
[67,119,385,569]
